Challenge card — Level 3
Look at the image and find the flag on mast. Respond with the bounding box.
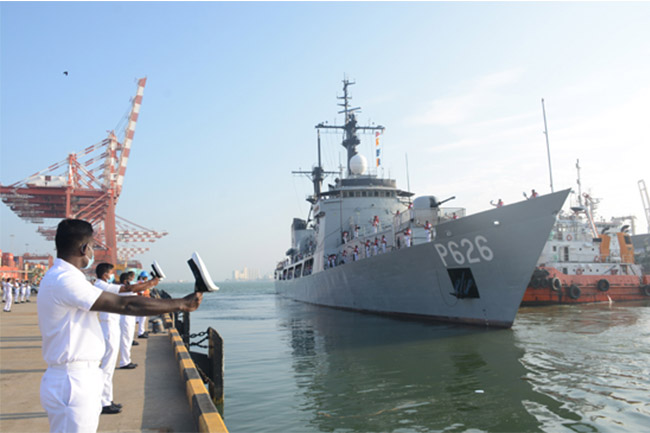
[375,131,382,167]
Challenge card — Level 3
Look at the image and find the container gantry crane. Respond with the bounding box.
[0,78,167,264]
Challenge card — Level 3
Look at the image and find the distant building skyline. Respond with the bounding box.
[232,267,264,281]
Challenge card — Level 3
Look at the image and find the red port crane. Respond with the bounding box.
[0,78,167,265]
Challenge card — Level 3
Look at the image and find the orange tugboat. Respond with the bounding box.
[522,192,650,306]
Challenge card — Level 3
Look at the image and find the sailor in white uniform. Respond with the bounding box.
[94,264,157,414]
[19,280,27,302]
[117,271,138,369]
[3,278,13,312]
[38,219,203,433]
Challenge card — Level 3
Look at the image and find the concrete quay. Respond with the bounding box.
[0,298,226,432]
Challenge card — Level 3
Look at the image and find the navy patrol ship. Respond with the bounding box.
[275,79,570,328]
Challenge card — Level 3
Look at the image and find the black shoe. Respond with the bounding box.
[101,404,122,414]
[118,362,138,369]
[137,334,148,339]
[132,340,139,346]
[111,401,123,409]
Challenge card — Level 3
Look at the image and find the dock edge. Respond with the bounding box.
[164,314,228,433]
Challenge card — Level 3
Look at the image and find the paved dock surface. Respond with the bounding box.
[0,298,198,432]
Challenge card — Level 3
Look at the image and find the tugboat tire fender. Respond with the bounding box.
[597,279,610,292]
[642,285,650,297]
[550,277,562,292]
[567,284,581,300]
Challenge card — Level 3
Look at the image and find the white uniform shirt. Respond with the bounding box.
[37,258,105,366]
[95,279,122,322]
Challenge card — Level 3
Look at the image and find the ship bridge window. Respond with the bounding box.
[282,269,288,280]
[374,191,379,197]
[287,268,294,280]
[355,191,361,197]
[362,191,367,197]
[294,264,303,279]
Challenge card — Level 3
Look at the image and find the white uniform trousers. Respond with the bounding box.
[118,315,136,367]
[136,316,147,336]
[40,364,103,433]
[20,285,27,302]
[99,320,120,406]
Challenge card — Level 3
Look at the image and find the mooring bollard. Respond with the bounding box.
[208,327,224,405]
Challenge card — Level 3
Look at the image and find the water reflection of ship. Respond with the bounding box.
[276,298,572,432]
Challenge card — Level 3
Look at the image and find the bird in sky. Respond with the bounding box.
[63,71,68,76]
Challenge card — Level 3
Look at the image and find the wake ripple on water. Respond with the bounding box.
[514,303,650,433]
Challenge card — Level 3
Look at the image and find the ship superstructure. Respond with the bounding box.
[275,80,569,328]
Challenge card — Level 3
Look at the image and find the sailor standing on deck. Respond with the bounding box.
[404,228,412,248]
[381,235,387,254]
[490,199,504,208]
[38,218,202,433]
[425,221,433,242]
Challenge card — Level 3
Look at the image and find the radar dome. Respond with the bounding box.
[349,154,368,175]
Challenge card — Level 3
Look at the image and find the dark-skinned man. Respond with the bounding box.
[37,219,202,433]
[94,263,159,414]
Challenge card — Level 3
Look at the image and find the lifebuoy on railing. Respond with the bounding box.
[594,255,601,263]
[566,234,573,241]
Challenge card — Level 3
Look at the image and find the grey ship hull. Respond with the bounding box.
[276,190,569,328]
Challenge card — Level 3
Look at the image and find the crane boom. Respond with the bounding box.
[115,77,147,197]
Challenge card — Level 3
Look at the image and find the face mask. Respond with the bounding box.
[83,245,95,270]
[107,274,115,284]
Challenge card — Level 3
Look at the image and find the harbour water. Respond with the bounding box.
[162,282,650,432]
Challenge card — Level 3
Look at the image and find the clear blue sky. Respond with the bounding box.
[2,2,649,281]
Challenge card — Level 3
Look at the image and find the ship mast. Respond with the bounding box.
[293,130,337,200]
[315,79,385,176]
[541,98,555,193]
